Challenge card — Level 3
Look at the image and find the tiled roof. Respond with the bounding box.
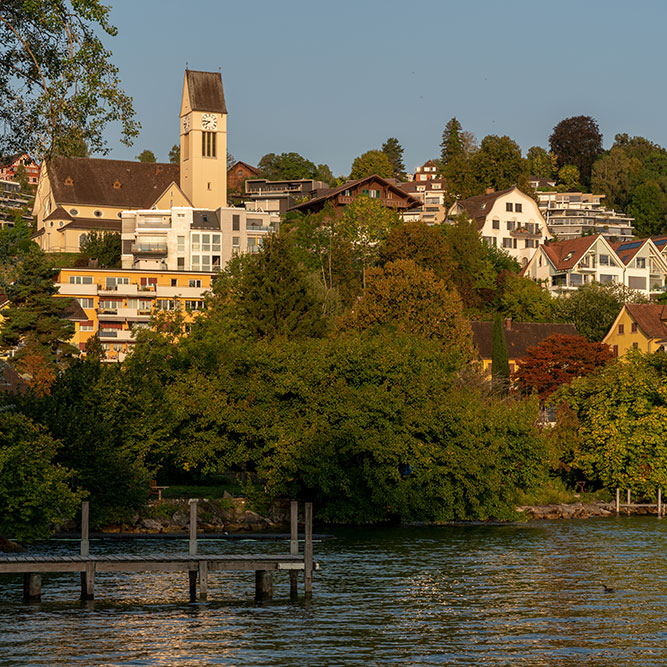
[470,320,578,360]
[541,235,600,270]
[227,161,260,175]
[454,187,516,226]
[651,235,667,251]
[44,206,73,222]
[48,157,179,208]
[0,360,28,394]
[625,303,667,340]
[60,219,121,232]
[186,70,227,113]
[610,238,649,265]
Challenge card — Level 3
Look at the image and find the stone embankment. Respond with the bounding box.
[104,494,288,534]
[517,501,661,520]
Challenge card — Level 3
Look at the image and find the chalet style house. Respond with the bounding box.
[227,160,261,192]
[0,153,39,185]
[447,186,551,265]
[290,174,420,215]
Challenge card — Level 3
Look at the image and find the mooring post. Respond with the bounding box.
[627,489,631,509]
[189,499,198,556]
[616,488,620,515]
[80,500,89,558]
[188,570,197,603]
[23,573,41,602]
[659,489,662,518]
[304,502,313,599]
[255,570,273,601]
[199,560,208,601]
[80,561,95,601]
[289,500,299,598]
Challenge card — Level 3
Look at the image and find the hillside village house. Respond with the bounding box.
[290,174,420,215]
[398,179,449,224]
[243,178,329,216]
[227,160,261,193]
[33,69,229,253]
[0,153,39,185]
[522,235,667,297]
[447,186,551,265]
[603,304,667,356]
[414,160,439,182]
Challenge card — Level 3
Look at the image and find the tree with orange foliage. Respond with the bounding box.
[16,339,56,396]
[514,333,614,401]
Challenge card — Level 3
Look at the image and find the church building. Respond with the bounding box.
[32,70,229,253]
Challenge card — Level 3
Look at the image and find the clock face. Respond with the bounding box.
[182,115,190,133]
[201,113,217,131]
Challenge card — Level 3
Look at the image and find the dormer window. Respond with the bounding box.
[64,176,73,186]
[564,251,575,261]
[113,180,122,189]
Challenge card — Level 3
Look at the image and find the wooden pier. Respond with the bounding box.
[0,500,317,603]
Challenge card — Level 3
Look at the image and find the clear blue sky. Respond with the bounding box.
[104,0,667,176]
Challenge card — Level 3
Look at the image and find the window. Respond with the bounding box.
[156,300,177,311]
[599,254,609,266]
[248,237,257,251]
[70,275,93,285]
[188,279,202,288]
[191,233,200,251]
[79,321,94,332]
[201,234,210,252]
[618,324,625,334]
[232,236,240,248]
[171,278,178,287]
[492,219,500,229]
[77,298,94,308]
[70,209,79,216]
[94,210,103,217]
[569,274,583,286]
[613,345,619,357]
[636,257,646,268]
[232,215,240,231]
[502,238,513,248]
[525,239,535,248]
[628,276,647,290]
[212,234,221,251]
[185,300,204,311]
[177,236,185,253]
[631,322,638,333]
[202,131,216,157]
[515,203,522,213]
[506,203,513,212]
[79,233,87,248]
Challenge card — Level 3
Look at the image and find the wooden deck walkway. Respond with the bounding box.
[0,501,317,603]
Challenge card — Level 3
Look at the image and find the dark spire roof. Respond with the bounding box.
[186,70,227,113]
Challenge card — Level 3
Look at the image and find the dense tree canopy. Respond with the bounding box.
[381,138,406,180]
[473,135,528,192]
[349,149,393,180]
[0,0,139,158]
[258,152,317,180]
[80,230,121,267]
[527,146,557,180]
[136,149,156,163]
[549,115,602,187]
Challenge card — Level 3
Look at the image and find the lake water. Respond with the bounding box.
[1,517,667,665]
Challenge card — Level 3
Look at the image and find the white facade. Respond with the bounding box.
[121,205,279,271]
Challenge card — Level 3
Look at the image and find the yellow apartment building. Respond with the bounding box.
[57,267,215,361]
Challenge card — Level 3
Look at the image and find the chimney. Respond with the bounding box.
[504,318,512,330]
[485,187,495,195]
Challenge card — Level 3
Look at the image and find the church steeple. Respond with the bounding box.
[179,69,228,208]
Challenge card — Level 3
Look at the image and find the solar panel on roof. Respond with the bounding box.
[617,241,643,250]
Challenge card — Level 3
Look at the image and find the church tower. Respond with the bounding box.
[179,69,228,209]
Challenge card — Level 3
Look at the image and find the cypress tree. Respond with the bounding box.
[491,316,510,391]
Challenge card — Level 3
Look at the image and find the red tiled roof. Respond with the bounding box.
[453,187,516,228]
[541,235,600,270]
[625,304,667,340]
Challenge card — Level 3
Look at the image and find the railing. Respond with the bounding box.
[132,243,167,254]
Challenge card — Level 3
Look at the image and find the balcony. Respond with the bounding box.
[510,226,542,239]
[98,283,139,296]
[132,243,167,255]
[136,219,171,229]
[99,329,136,342]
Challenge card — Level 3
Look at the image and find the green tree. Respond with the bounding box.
[527,146,557,180]
[314,163,336,186]
[473,135,528,192]
[136,149,156,163]
[497,273,555,322]
[554,282,648,342]
[349,150,393,180]
[381,137,406,180]
[342,259,474,360]
[557,164,582,192]
[0,413,83,541]
[627,181,667,236]
[590,146,640,210]
[168,144,180,164]
[340,195,401,288]
[440,117,464,165]
[0,247,74,364]
[549,115,603,187]
[80,230,121,267]
[0,0,139,158]
[491,316,510,390]
[561,351,667,496]
[258,152,318,180]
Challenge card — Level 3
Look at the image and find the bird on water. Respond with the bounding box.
[599,582,616,593]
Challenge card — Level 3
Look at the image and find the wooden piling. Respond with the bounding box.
[80,562,95,600]
[189,499,198,556]
[198,561,208,601]
[188,570,197,602]
[80,500,89,558]
[23,573,41,602]
[304,502,313,599]
[255,570,273,600]
[290,500,299,598]
[627,489,631,508]
[659,489,662,518]
[616,488,620,514]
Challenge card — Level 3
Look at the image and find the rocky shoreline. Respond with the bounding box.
[517,501,660,520]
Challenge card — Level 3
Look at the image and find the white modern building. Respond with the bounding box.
[121,205,279,272]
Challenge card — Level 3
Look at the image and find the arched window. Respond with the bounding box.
[79,233,88,249]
